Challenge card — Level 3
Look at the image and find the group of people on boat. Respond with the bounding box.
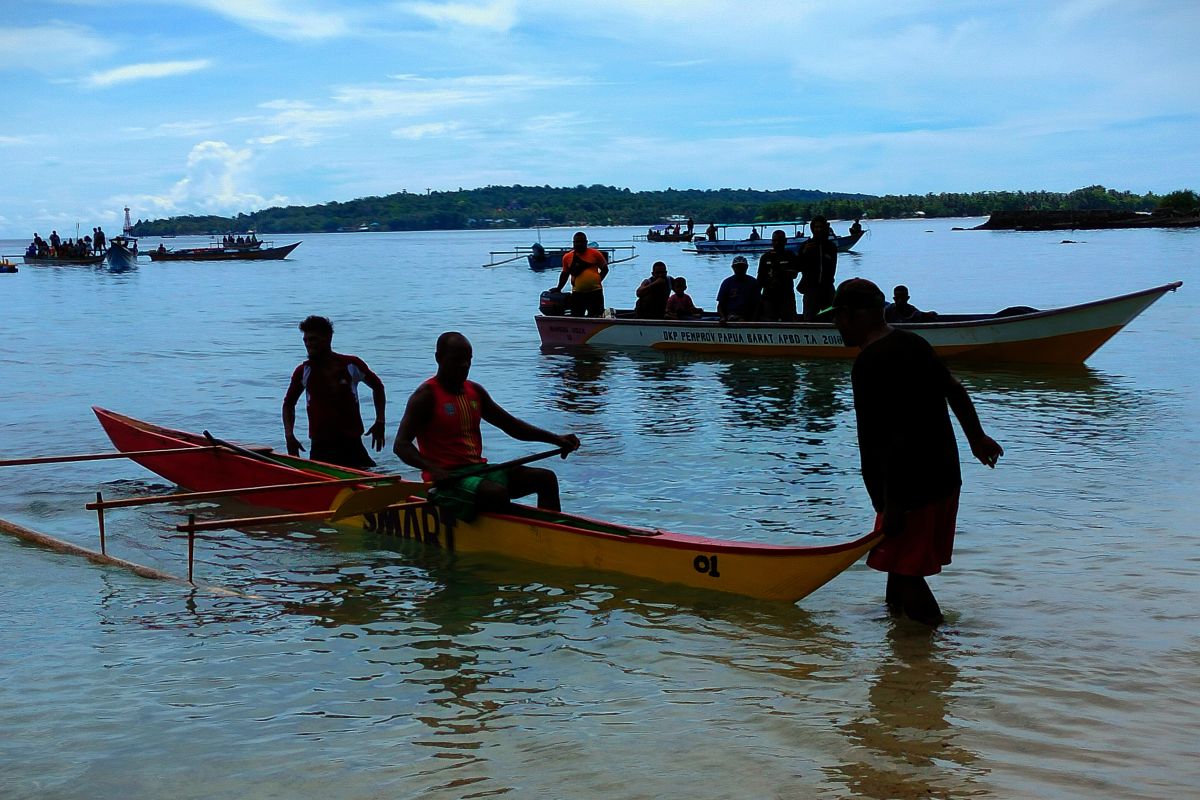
[222,233,259,247]
[26,227,106,259]
[282,316,579,517]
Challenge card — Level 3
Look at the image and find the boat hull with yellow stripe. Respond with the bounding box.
[535,282,1182,365]
[95,407,880,602]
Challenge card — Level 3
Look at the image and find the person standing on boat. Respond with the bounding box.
[634,261,672,319]
[798,216,838,320]
[716,255,759,322]
[757,229,801,321]
[705,222,718,242]
[828,278,1003,626]
[393,332,580,513]
[283,315,387,470]
[93,227,106,255]
[555,231,609,317]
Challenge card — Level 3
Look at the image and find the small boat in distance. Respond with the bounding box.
[105,236,139,271]
[536,282,1182,365]
[485,242,637,271]
[636,224,694,243]
[149,240,301,261]
[0,259,18,274]
[692,220,865,255]
[93,407,881,602]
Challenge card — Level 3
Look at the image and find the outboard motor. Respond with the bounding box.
[540,288,567,316]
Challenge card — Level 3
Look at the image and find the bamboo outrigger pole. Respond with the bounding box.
[0,444,264,468]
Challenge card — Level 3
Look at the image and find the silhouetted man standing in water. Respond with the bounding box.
[829,278,1003,626]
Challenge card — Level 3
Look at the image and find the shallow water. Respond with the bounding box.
[1,220,1196,798]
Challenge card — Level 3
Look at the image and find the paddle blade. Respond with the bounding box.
[329,480,428,520]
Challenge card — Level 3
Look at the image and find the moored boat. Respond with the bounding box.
[93,407,881,602]
[0,259,18,274]
[693,221,864,255]
[22,253,105,266]
[637,224,695,243]
[536,282,1182,365]
[149,241,301,261]
[105,236,139,271]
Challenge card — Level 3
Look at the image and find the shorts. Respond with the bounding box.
[310,437,376,470]
[567,290,605,317]
[866,490,960,577]
[432,468,508,521]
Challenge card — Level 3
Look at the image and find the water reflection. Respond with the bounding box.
[717,358,850,432]
[832,626,983,799]
[537,348,613,415]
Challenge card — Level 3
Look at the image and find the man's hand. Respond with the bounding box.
[970,435,1004,468]
[366,420,386,452]
[555,433,581,457]
[285,434,305,456]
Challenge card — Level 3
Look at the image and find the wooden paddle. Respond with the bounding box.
[203,430,285,466]
[328,446,570,520]
[0,444,267,468]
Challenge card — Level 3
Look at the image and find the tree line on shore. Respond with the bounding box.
[128,184,1199,236]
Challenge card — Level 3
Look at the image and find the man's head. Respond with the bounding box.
[893,285,910,303]
[572,231,588,252]
[731,255,749,274]
[771,229,787,250]
[651,261,668,278]
[299,315,334,359]
[810,215,829,237]
[827,278,886,347]
[435,331,473,388]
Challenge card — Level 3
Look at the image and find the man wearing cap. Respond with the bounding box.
[716,255,759,322]
[555,231,609,317]
[829,278,1003,626]
[756,229,801,321]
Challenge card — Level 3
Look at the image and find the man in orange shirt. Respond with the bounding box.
[555,231,609,316]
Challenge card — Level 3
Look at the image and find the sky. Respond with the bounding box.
[2,0,1198,237]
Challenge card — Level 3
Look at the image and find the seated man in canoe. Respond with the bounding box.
[393,332,579,514]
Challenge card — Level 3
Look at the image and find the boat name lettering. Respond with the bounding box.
[546,325,588,335]
[693,554,721,578]
[660,330,843,346]
[363,503,456,551]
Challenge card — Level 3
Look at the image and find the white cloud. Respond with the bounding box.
[0,24,114,71]
[404,0,518,31]
[251,134,290,145]
[83,59,212,88]
[393,122,460,139]
[171,0,356,40]
[131,140,287,215]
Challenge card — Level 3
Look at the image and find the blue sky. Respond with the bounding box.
[2,0,1198,237]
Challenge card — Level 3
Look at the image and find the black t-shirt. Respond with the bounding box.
[851,328,961,512]
[798,237,837,293]
[756,249,801,294]
[634,275,671,318]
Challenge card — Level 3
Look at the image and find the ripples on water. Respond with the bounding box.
[0,222,1197,798]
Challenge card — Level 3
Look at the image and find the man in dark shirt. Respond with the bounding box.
[716,255,759,321]
[829,278,1003,626]
[756,230,802,321]
[283,315,387,469]
[634,261,671,318]
[884,284,938,323]
[798,215,838,320]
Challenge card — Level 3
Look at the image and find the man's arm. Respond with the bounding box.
[946,377,1003,468]
[478,386,580,454]
[392,384,446,480]
[360,364,386,452]
[282,368,305,455]
[556,257,570,291]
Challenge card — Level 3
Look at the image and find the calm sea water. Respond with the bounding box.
[1,220,1196,799]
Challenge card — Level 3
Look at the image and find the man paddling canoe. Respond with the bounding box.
[393,332,579,513]
[283,315,386,470]
[828,278,1003,626]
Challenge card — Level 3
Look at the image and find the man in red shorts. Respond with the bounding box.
[283,315,387,470]
[392,331,579,513]
[829,278,1003,626]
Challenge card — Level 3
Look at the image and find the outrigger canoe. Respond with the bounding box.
[93,407,880,602]
[536,282,1182,365]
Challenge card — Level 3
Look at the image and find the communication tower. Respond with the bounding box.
[123,207,134,236]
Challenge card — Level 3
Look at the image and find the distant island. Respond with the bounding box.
[128,184,1198,236]
[974,208,1200,231]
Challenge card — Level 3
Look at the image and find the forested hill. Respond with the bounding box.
[128,184,1186,236]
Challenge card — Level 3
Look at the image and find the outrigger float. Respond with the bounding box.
[90,407,880,602]
[485,242,637,271]
[536,282,1183,365]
